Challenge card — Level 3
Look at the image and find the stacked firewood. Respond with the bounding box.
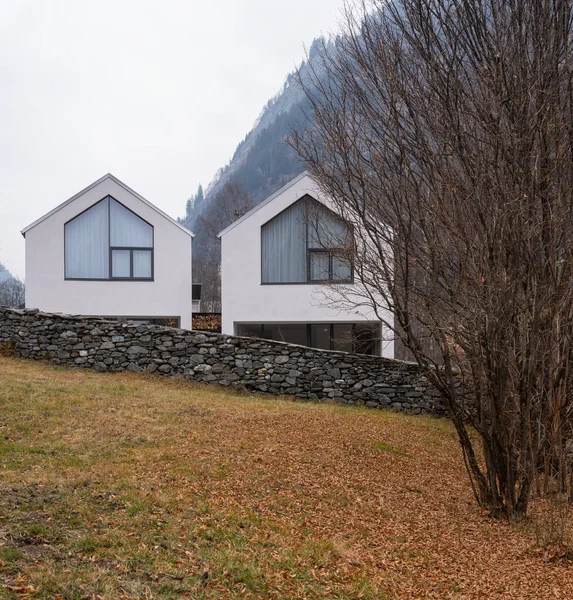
[192,313,222,332]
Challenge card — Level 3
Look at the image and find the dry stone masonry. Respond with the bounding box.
[0,307,446,415]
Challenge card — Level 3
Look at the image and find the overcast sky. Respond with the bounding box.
[0,0,344,280]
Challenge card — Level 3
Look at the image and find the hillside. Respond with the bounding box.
[182,39,334,229]
[187,72,306,220]
[182,41,327,232]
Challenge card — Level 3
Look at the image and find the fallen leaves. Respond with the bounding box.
[0,356,571,599]
[5,576,37,596]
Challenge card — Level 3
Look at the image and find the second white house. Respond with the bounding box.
[219,173,394,357]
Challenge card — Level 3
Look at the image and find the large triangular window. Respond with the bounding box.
[261,195,353,284]
[64,197,153,280]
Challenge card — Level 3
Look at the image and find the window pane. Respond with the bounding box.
[355,323,380,355]
[307,199,350,249]
[333,324,354,352]
[192,284,202,301]
[273,324,307,346]
[254,324,307,346]
[332,256,352,281]
[133,250,152,278]
[261,324,281,341]
[65,199,109,279]
[110,199,153,248]
[310,324,331,350]
[112,249,131,278]
[261,200,306,283]
[236,324,263,338]
[309,252,330,281]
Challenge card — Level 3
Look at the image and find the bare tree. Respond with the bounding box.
[0,275,25,308]
[205,182,255,241]
[292,0,573,520]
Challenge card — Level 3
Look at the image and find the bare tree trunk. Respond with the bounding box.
[291,0,573,519]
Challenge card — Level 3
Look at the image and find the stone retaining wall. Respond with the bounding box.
[0,307,447,415]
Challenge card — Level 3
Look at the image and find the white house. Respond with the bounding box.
[219,173,394,357]
[22,174,194,329]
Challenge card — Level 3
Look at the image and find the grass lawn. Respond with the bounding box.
[0,356,571,599]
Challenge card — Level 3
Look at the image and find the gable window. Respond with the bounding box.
[65,196,153,280]
[261,196,353,284]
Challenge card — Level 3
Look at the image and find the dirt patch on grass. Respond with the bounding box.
[0,356,571,599]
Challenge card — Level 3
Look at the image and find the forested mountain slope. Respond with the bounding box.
[182,39,330,310]
[182,38,330,236]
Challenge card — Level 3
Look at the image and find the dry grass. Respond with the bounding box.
[0,356,571,599]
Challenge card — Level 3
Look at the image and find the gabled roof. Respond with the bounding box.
[218,171,314,238]
[21,173,194,238]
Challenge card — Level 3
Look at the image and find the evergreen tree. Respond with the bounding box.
[192,184,205,216]
[0,261,10,283]
[195,184,204,206]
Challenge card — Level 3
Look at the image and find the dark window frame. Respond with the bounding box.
[260,195,354,286]
[64,195,154,282]
[307,249,353,284]
[110,247,154,280]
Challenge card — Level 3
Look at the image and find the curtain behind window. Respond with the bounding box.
[133,250,152,278]
[261,200,306,283]
[307,200,350,249]
[111,249,131,278]
[110,199,153,248]
[65,199,109,279]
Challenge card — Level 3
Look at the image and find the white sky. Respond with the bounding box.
[0,0,345,279]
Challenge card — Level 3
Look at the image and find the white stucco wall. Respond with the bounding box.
[24,176,193,330]
[220,174,394,358]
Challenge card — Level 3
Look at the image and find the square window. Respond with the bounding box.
[309,252,330,281]
[133,250,152,279]
[111,249,131,278]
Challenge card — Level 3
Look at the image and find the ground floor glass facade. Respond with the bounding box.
[235,322,380,356]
